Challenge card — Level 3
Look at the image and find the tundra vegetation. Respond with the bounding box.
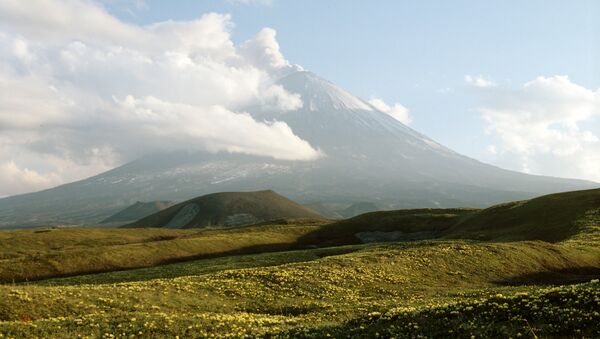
[0,189,599,338]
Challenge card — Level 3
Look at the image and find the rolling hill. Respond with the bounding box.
[126,190,324,229]
[307,188,600,245]
[0,188,598,283]
[1,185,599,337]
[443,188,600,242]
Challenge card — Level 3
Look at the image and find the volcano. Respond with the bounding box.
[0,71,595,228]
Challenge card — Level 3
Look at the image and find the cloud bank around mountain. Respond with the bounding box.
[0,0,321,196]
[470,75,600,182]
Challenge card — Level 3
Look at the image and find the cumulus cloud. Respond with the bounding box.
[475,75,600,181]
[239,28,302,75]
[368,98,412,125]
[0,0,145,44]
[0,0,319,197]
[114,95,317,160]
[0,161,60,198]
[465,74,497,88]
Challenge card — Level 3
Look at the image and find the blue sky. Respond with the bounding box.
[105,0,599,167]
[0,0,599,196]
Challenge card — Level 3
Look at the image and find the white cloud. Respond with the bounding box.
[0,0,319,197]
[114,95,318,160]
[368,98,412,125]
[259,84,303,111]
[476,75,600,181]
[0,161,60,198]
[99,0,148,18]
[465,74,497,88]
[239,28,302,75]
[0,0,145,44]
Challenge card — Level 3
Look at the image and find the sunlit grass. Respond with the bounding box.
[1,189,599,337]
[1,239,599,337]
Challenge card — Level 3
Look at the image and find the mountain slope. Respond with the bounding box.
[0,71,596,228]
[266,71,594,193]
[127,190,324,228]
[100,201,176,225]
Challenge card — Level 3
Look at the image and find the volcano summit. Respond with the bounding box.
[0,71,594,227]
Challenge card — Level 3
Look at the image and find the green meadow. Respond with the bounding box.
[1,189,599,338]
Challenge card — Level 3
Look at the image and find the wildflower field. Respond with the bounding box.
[0,189,599,338]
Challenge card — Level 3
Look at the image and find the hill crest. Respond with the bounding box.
[126,190,324,229]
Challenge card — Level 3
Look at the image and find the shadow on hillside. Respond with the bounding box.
[496,266,600,286]
[291,211,463,247]
[174,242,361,263]
[25,244,363,285]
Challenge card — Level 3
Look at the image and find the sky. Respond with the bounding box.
[0,0,599,197]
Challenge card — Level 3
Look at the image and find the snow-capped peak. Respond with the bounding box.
[277,71,373,112]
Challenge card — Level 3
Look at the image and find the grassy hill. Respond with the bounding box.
[1,189,599,283]
[0,240,598,337]
[308,188,600,245]
[100,201,176,225]
[127,190,324,229]
[299,208,477,246]
[0,188,599,337]
[444,188,600,242]
[0,219,328,283]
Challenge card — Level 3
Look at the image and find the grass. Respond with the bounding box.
[0,219,327,283]
[34,245,363,286]
[1,189,598,284]
[301,208,476,246]
[0,188,599,337]
[277,280,600,338]
[444,188,600,242]
[1,239,599,337]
